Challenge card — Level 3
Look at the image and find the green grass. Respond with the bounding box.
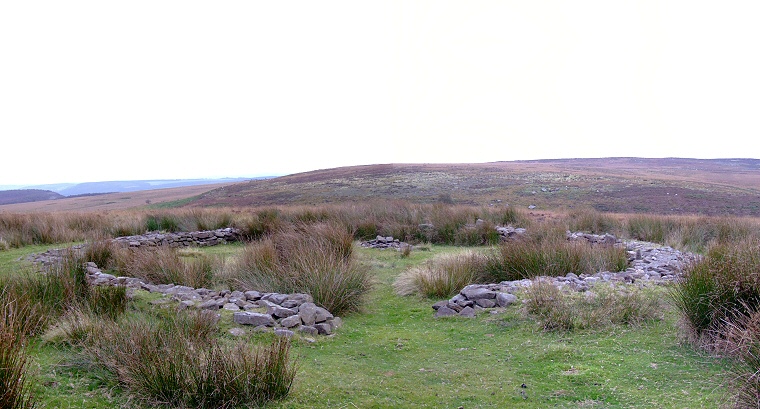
[266,247,730,408]
[3,242,736,408]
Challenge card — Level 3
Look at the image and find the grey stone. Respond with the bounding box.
[435,306,458,318]
[446,301,463,312]
[262,293,288,305]
[233,312,275,327]
[298,325,319,336]
[459,306,476,318]
[198,299,220,310]
[299,302,334,325]
[496,292,518,307]
[329,317,343,331]
[267,305,297,319]
[461,286,496,300]
[228,327,246,337]
[274,328,295,338]
[280,315,302,328]
[432,300,449,311]
[223,303,240,311]
[244,290,262,301]
[475,298,496,308]
[178,300,195,310]
[314,323,333,335]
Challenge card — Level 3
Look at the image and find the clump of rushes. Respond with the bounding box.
[2,250,129,338]
[670,240,760,348]
[118,246,218,288]
[225,222,371,316]
[82,311,296,408]
[718,308,760,408]
[483,235,628,282]
[0,289,40,409]
[393,251,487,298]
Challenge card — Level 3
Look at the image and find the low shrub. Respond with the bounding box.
[523,280,664,331]
[626,215,674,244]
[394,251,488,298]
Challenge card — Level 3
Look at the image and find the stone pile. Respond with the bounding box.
[566,231,619,246]
[433,239,700,318]
[360,235,407,249]
[112,227,242,248]
[85,262,342,336]
[496,225,527,240]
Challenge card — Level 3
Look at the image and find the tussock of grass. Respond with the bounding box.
[82,311,295,408]
[1,250,129,338]
[670,240,760,347]
[0,295,37,409]
[394,250,487,298]
[395,226,629,298]
[568,208,622,235]
[524,280,665,331]
[484,235,628,282]
[118,246,218,288]
[224,222,371,315]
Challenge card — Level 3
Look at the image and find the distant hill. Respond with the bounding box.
[0,182,242,212]
[187,158,760,217]
[0,189,64,205]
[52,178,256,196]
[0,177,274,211]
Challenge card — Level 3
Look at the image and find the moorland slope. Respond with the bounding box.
[3,158,759,216]
[189,158,760,216]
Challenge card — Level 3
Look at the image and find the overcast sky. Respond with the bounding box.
[1,1,758,186]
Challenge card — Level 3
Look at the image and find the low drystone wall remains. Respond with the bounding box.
[360,225,527,249]
[86,262,342,337]
[112,227,242,248]
[29,227,340,338]
[433,236,699,318]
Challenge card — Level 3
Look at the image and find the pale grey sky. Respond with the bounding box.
[1,1,759,186]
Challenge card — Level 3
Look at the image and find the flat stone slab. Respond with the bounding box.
[233,312,275,327]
